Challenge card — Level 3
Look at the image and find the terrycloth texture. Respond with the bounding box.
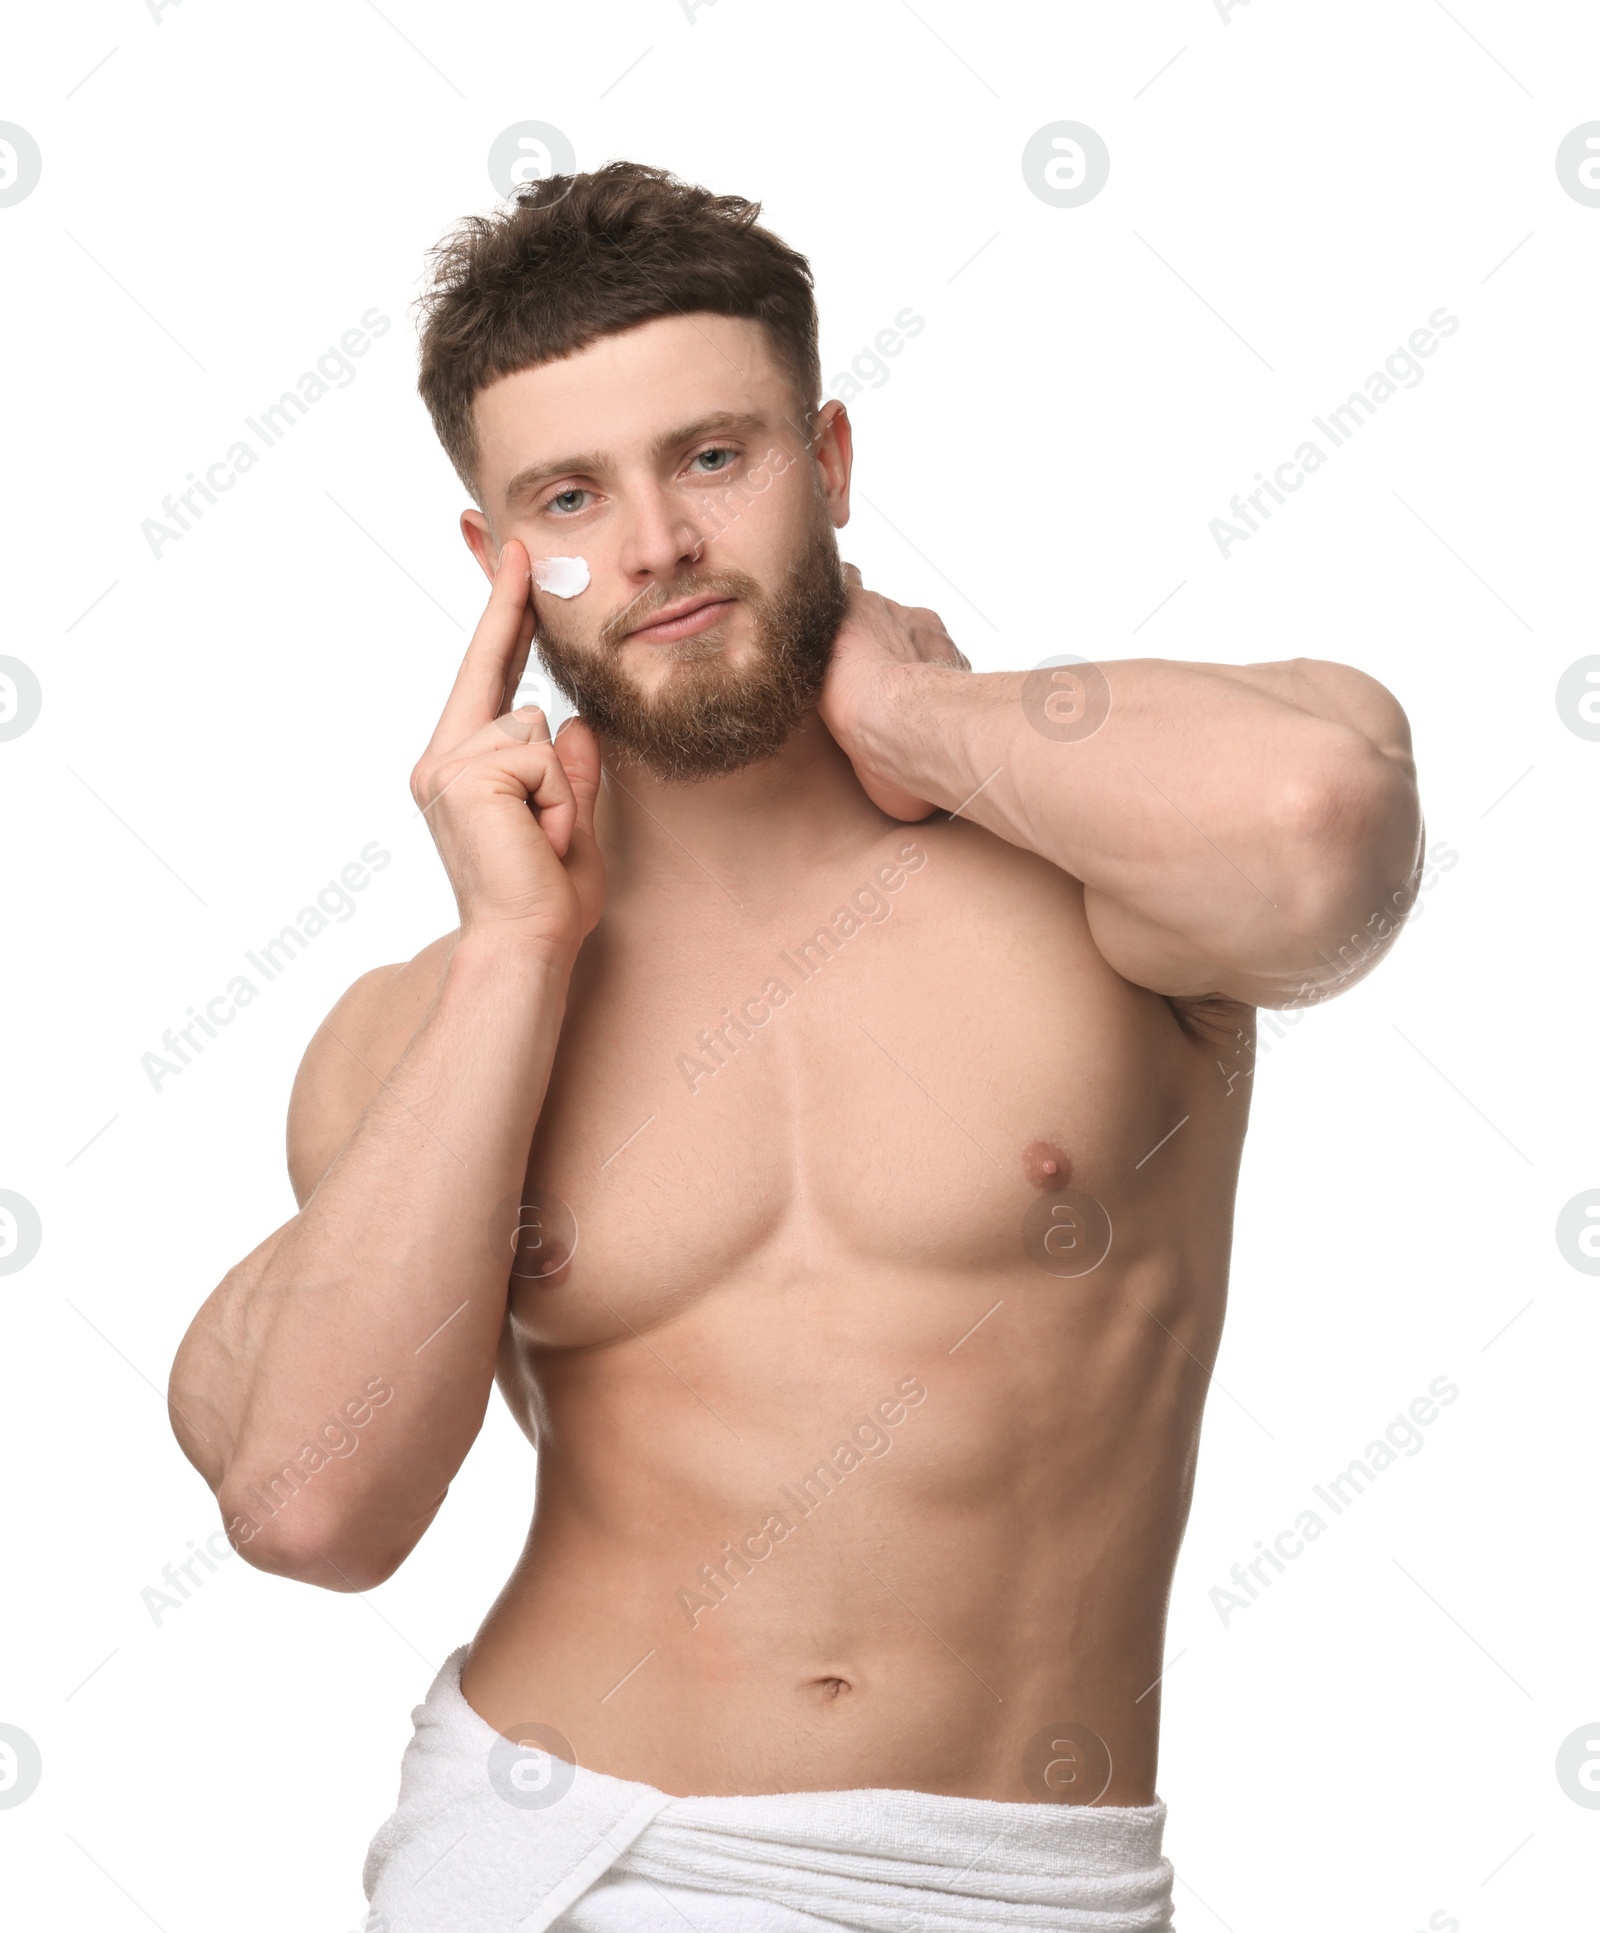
[363,1646,1176,1932]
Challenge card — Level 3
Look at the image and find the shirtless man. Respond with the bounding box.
[169,162,1423,1930]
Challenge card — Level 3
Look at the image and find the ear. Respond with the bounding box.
[461,508,498,584]
[553,718,601,834]
[810,399,853,529]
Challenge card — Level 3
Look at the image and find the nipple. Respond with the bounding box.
[1022,1140,1073,1192]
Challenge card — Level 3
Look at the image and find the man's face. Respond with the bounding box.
[463,314,852,781]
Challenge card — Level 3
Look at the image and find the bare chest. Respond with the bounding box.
[505,829,1248,1348]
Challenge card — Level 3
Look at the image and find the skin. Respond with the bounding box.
[169,312,1422,1805]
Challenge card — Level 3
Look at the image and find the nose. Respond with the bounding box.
[615,484,709,586]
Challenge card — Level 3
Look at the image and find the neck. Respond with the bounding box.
[593,710,890,905]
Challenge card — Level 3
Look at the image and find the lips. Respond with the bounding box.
[623,595,737,645]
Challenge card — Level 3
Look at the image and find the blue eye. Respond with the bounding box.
[550,488,587,514]
[693,447,734,473]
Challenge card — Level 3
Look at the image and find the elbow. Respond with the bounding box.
[217,1485,414,1593]
[1271,748,1423,1000]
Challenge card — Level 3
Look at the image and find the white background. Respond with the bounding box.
[2,2,1596,1928]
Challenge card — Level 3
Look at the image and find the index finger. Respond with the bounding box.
[427,539,534,754]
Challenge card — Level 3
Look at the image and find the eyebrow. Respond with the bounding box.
[500,410,770,511]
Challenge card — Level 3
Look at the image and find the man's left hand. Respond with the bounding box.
[820,564,971,821]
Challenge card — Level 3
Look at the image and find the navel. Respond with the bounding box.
[803,1671,857,1702]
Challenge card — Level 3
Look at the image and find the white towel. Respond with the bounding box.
[363,1647,1175,1932]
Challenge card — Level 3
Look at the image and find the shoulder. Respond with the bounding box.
[285,931,458,1205]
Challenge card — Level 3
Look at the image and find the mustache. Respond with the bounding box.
[599,570,760,649]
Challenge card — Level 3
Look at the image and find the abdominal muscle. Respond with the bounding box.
[458,1243,1223,1805]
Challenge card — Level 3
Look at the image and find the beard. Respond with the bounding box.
[531,514,848,782]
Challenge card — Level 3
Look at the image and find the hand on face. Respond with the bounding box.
[818,563,971,821]
[411,538,605,956]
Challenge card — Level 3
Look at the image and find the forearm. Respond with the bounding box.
[856,657,1420,979]
[180,932,573,1586]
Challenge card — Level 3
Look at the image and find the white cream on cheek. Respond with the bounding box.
[531,555,590,598]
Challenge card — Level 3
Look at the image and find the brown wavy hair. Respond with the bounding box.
[416,160,822,503]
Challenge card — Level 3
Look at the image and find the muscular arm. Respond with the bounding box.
[168,537,604,1590]
[167,935,572,1590]
[822,592,1423,1008]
